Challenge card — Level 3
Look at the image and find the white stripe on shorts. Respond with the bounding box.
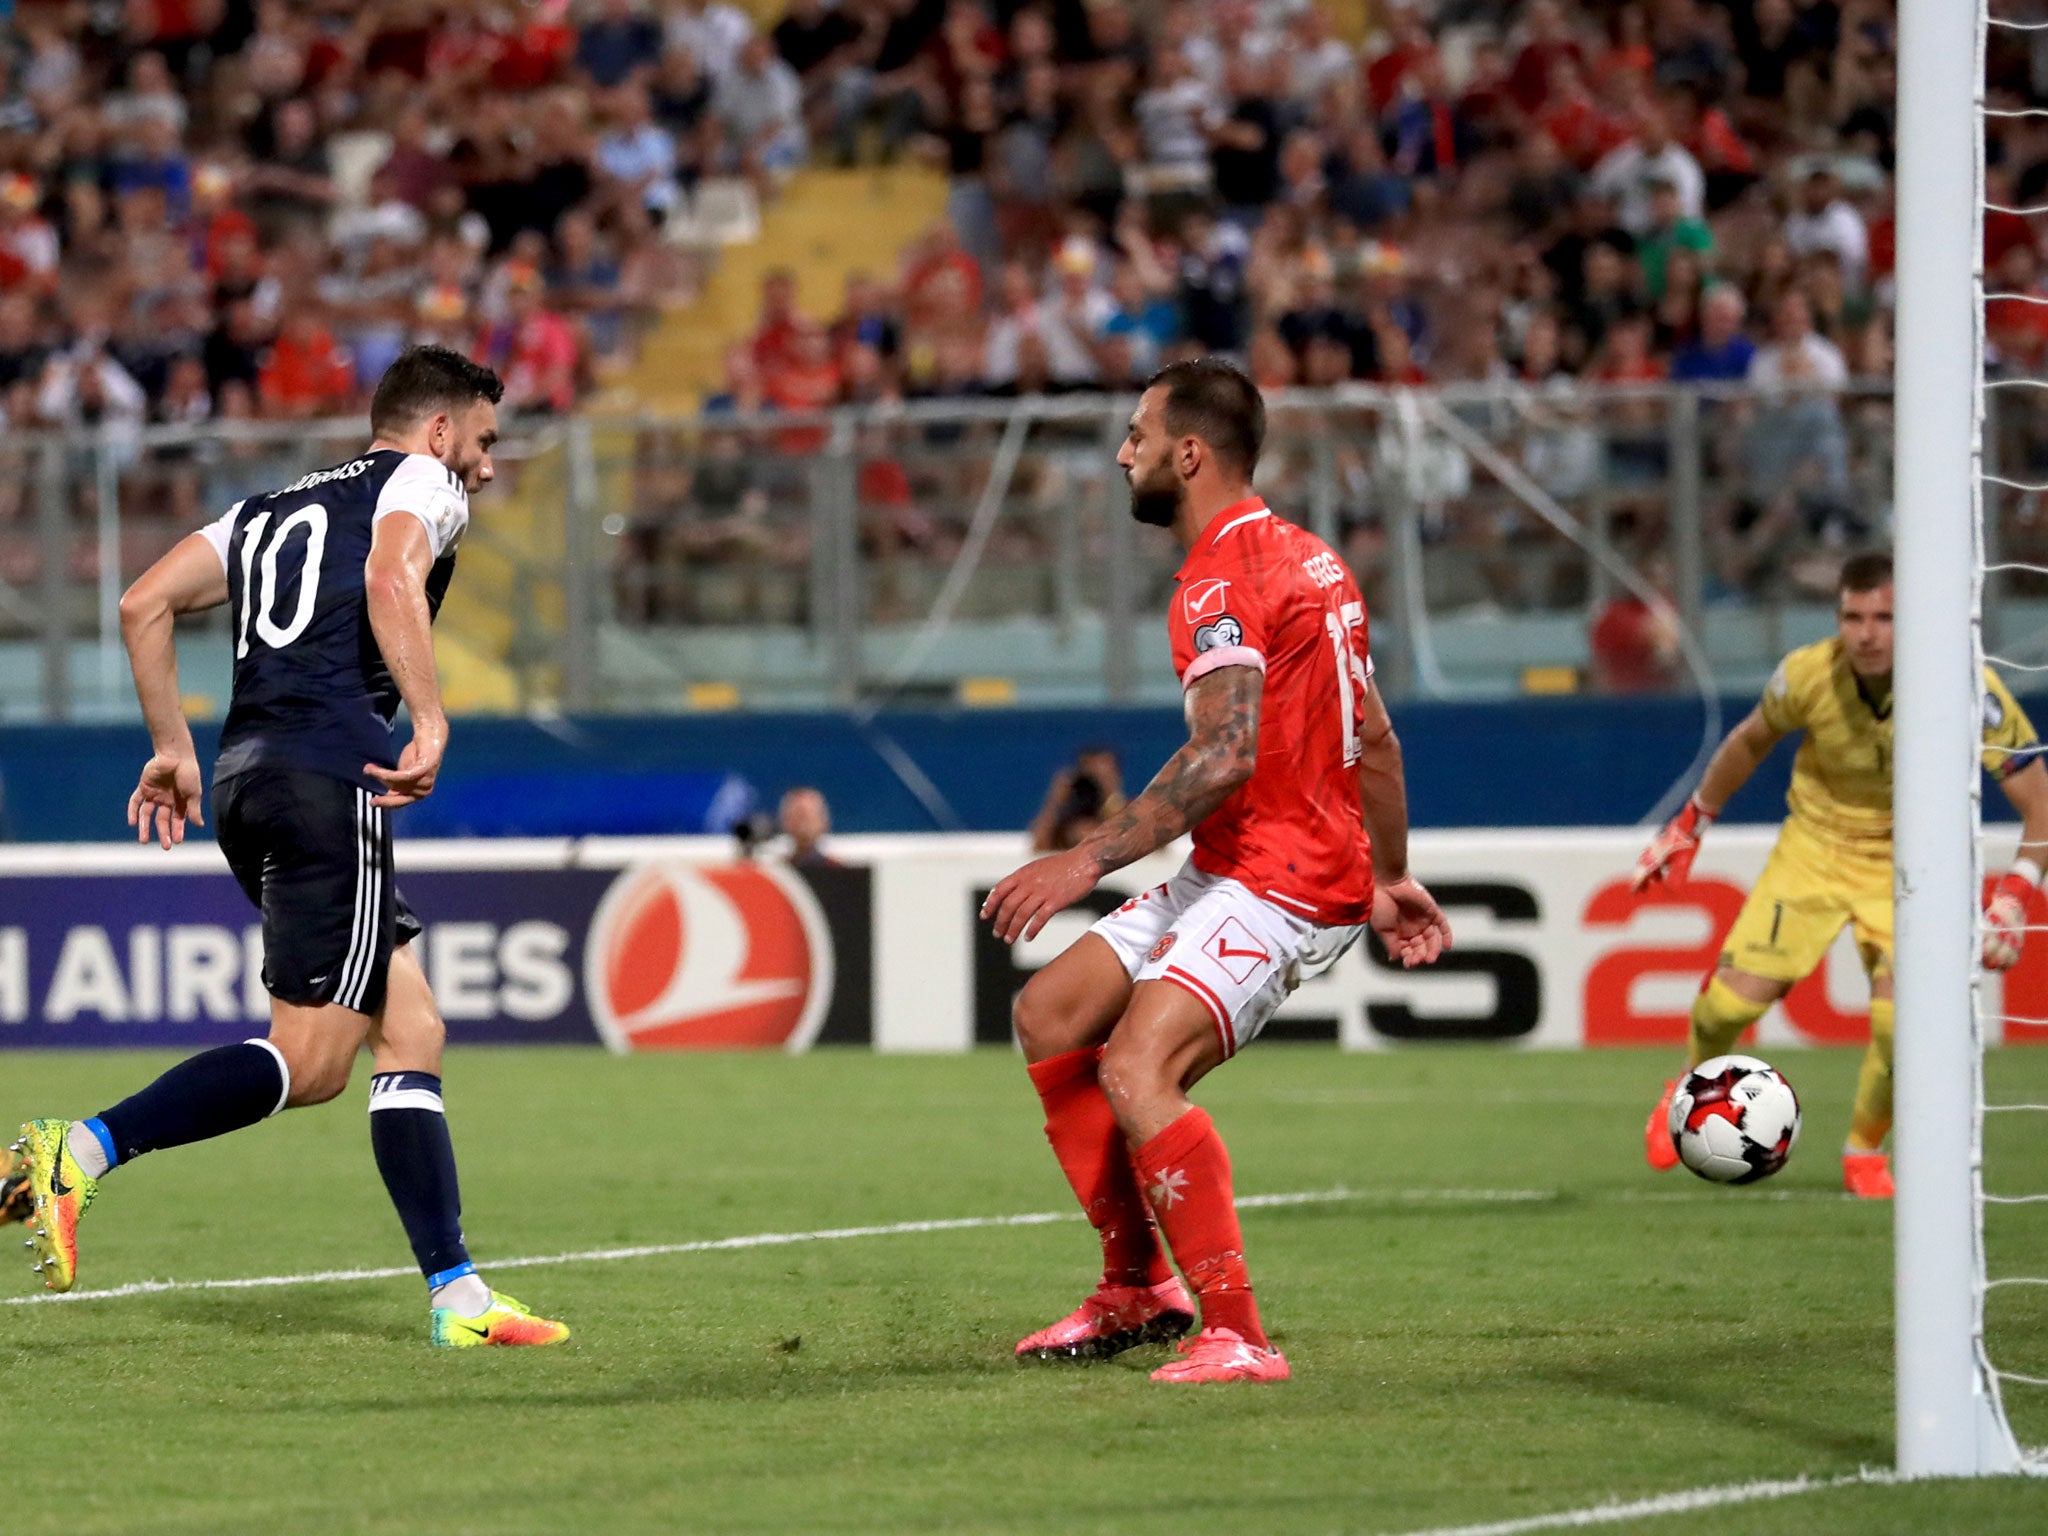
[335,789,370,1008]
[338,789,382,1011]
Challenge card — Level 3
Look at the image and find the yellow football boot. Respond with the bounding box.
[431,1290,571,1348]
[14,1120,98,1293]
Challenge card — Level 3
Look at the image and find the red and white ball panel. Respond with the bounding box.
[1668,1054,1803,1185]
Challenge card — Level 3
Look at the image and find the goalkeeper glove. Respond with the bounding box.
[1633,796,1716,891]
[1984,860,2040,972]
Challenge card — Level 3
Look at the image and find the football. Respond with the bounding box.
[1668,1055,1802,1184]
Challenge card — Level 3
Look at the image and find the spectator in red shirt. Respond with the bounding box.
[1665,82,1755,209]
[1536,57,1613,171]
[751,266,804,374]
[1509,0,1584,114]
[478,263,581,414]
[1595,312,1666,383]
[1364,3,1437,112]
[379,106,458,214]
[257,302,354,418]
[1590,555,1683,693]
[901,220,983,329]
[763,323,842,452]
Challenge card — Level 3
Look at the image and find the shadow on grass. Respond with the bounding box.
[1534,1348,1890,1465]
[225,1336,1195,1416]
[158,1288,417,1343]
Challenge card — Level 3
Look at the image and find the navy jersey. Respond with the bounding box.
[200,449,468,790]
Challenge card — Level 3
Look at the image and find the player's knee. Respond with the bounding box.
[1097,1031,1175,1118]
[1012,970,1080,1061]
[275,1039,355,1107]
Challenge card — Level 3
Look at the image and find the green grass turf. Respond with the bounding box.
[5,1045,2048,1536]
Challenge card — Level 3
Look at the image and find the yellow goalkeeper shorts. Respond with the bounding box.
[1720,818,1893,984]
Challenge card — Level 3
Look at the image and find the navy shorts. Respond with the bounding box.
[214,766,422,1014]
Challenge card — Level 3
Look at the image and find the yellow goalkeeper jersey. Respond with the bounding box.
[1757,638,2039,851]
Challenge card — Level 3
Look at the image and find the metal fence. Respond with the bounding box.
[6,377,2041,722]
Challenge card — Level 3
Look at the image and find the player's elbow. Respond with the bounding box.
[362,565,414,622]
[1359,721,1401,769]
[117,577,167,637]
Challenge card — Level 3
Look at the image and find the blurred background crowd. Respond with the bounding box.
[6,0,2048,702]
[0,0,2012,431]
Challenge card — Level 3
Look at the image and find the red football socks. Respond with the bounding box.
[1028,1048,1174,1288]
[1132,1106,1267,1348]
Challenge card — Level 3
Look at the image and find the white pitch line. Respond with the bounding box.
[5,1186,1554,1308]
[1381,1468,1900,1536]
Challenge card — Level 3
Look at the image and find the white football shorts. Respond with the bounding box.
[1089,861,1367,1057]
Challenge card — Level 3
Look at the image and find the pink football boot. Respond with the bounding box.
[1645,1078,1681,1171]
[1015,1275,1195,1361]
[1149,1327,1291,1384]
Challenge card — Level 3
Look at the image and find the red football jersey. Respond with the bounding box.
[1168,498,1375,925]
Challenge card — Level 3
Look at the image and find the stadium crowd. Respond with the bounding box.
[5,0,2045,640]
[0,0,722,436]
[715,0,1932,407]
[671,0,1955,624]
[0,0,1976,433]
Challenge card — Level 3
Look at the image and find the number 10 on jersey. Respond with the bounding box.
[235,504,329,657]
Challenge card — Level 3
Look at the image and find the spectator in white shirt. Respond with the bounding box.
[1781,167,1869,291]
[711,36,807,180]
[664,0,755,80]
[597,82,681,217]
[1745,289,1851,509]
[1286,4,1354,108]
[1135,46,1220,179]
[984,259,1096,386]
[1590,104,1705,236]
[36,341,147,429]
[1747,289,1848,389]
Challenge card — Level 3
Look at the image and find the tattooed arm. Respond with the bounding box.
[1076,665,1262,876]
[981,666,1263,943]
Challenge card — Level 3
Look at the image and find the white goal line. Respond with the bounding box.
[4,1185,1556,1308]
[1379,1468,1901,1536]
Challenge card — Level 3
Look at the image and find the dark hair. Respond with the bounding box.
[370,346,504,437]
[1146,357,1265,477]
[1839,552,1893,594]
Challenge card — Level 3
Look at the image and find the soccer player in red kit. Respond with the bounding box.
[982,360,1452,1384]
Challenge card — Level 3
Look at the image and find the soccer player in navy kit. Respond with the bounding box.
[13,347,568,1347]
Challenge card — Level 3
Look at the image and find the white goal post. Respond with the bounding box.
[1892,0,2024,1477]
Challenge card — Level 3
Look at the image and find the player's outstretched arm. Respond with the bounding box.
[1633,706,1784,890]
[364,513,448,809]
[1986,758,2048,970]
[981,665,1261,944]
[1356,679,1450,968]
[119,532,229,848]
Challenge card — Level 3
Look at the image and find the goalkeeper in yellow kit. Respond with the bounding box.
[1634,553,2048,1198]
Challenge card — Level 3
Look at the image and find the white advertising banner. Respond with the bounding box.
[0,828,2037,1052]
[867,827,2044,1053]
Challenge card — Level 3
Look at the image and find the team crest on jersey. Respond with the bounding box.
[1194,615,1243,653]
[1147,933,1177,963]
[1183,578,1232,622]
[1986,692,2006,730]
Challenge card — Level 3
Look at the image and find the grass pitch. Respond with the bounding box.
[5,1045,2048,1536]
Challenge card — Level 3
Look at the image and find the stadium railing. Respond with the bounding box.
[3,378,2043,723]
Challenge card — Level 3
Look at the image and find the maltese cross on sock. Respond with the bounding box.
[1148,1166,1189,1209]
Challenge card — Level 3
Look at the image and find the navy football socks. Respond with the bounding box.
[92,1040,291,1168]
[367,1072,478,1305]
